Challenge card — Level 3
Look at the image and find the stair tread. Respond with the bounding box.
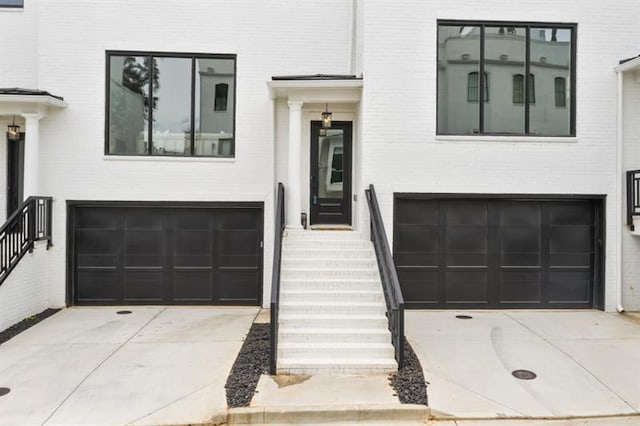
[278,357,397,364]
[281,301,384,306]
[279,327,389,334]
[279,342,392,348]
[281,290,381,294]
[279,313,387,319]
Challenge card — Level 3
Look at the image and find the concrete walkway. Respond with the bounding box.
[0,306,258,425]
[406,310,640,420]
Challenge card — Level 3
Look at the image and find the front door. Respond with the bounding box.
[310,121,352,225]
[6,132,24,218]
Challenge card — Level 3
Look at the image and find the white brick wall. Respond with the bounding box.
[622,72,640,311]
[0,241,49,330]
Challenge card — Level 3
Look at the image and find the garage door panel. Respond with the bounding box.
[123,270,163,302]
[501,202,540,226]
[76,231,119,268]
[394,197,600,309]
[77,270,120,302]
[499,270,541,303]
[447,200,487,225]
[217,208,260,228]
[395,199,438,224]
[501,226,541,266]
[218,269,260,304]
[397,268,438,303]
[446,270,488,303]
[548,270,591,303]
[173,270,213,301]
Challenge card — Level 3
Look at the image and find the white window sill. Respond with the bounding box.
[0,8,24,12]
[103,155,236,163]
[435,135,578,144]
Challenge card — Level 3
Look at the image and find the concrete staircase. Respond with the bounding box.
[277,229,397,374]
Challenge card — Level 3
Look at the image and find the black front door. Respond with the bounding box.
[310,121,352,225]
[6,132,24,218]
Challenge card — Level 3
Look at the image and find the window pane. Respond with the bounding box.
[530,28,572,136]
[0,0,23,7]
[437,25,480,134]
[151,57,192,156]
[194,58,235,156]
[483,26,526,134]
[108,56,150,154]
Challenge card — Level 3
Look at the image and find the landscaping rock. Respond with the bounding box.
[388,339,428,406]
[0,308,61,345]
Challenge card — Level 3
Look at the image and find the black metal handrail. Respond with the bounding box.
[270,183,285,374]
[627,170,640,231]
[365,184,404,368]
[0,196,53,286]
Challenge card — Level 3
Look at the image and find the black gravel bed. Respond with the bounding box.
[225,323,270,408]
[388,338,428,406]
[0,308,61,345]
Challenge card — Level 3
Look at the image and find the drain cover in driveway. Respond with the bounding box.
[116,310,132,315]
[455,315,473,319]
[512,369,537,380]
[0,387,10,397]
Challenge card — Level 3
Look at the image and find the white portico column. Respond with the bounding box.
[286,100,303,228]
[21,113,42,199]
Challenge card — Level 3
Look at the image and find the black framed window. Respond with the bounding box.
[555,77,566,107]
[467,72,489,102]
[437,21,575,136]
[214,83,229,111]
[513,73,535,104]
[0,0,23,7]
[106,51,236,157]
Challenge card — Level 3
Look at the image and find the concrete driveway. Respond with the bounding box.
[406,310,640,420]
[0,306,259,425]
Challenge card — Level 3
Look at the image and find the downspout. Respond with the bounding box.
[616,70,625,313]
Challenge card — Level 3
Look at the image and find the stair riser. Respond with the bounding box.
[282,249,374,259]
[278,347,395,359]
[280,292,384,303]
[282,270,379,280]
[277,365,397,375]
[279,317,388,329]
[282,259,378,269]
[279,332,391,344]
[285,232,363,240]
[284,240,372,250]
[280,305,386,315]
[280,281,381,291]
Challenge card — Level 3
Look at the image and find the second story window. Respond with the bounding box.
[437,21,575,136]
[106,51,236,157]
[0,0,23,7]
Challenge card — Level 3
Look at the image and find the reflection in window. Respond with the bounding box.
[107,52,235,157]
[437,22,575,136]
[0,0,23,7]
[513,74,535,104]
[555,77,566,107]
[214,83,228,111]
[467,72,489,102]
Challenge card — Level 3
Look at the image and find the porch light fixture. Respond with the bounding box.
[7,116,20,142]
[321,104,332,129]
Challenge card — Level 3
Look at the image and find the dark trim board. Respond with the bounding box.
[66,201,263,307]
[393,193,605,310]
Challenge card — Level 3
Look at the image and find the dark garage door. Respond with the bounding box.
[69,203,263,306]
[394,197,603,309]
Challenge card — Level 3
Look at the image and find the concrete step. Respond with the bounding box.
[278,342,395,359]
[280,278,381,291]
[280,301,386,315]
[281,248,374,259]
[280,290,384,303]
[285,230,363,240]
[278,327,391,344]
[282,258,378,269]
[281,268,379,280]
[227,404,430,425]
[283,239,372,250]
[279,314,388,329]
[277,357,398,375]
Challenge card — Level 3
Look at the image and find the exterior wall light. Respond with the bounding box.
[7,116,20,141]
[321,104,332,129]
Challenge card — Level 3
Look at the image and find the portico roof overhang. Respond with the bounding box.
[267,78,363,103]
[0,88,67,115]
